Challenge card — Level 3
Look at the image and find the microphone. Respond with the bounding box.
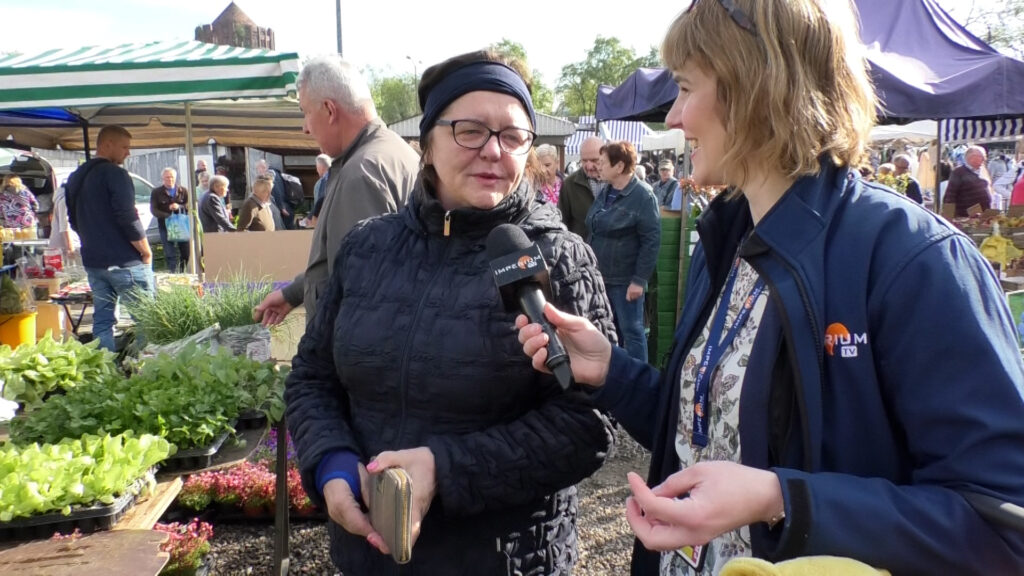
[486,224,574,390]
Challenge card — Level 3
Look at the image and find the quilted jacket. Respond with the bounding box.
[285,180,617,575]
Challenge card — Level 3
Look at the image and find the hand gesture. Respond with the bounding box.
[169,202,180,211]
[624,463,784,551]
[252,289,294,326]
[367,447,437,549]
[323,463,390,554]
[626,282,644,302]
[515,303,612,387]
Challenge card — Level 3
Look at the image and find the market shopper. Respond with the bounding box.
[236,176,276,232]
[585,141,661,363]
[653,159,680,208]
[198,175,236,233]
[517,1,1024,575]
[253,54,419,327]
[944,145,993,216]
[66,125,153,352]
[0,175,40,231]
[286,49,616,575]
[150,167,190,273]
[558,135,605,238]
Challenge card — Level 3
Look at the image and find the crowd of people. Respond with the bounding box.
[48,1,1024,574]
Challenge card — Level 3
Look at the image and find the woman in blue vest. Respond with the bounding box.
[518,1,1024,574]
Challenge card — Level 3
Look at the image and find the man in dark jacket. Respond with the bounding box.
[558,136,604,238]
[66,125,153,351]
[150,167,190,272]
[253,55,419,328]
[944,146,992,216]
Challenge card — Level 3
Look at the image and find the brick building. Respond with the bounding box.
[195,2,274,49]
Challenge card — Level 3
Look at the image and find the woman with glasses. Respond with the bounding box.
[285,49,616,575]
[586,140,661,363]
[518,1,1024,575]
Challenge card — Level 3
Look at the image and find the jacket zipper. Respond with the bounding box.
[395,235,453,443]
[443,211,451,236]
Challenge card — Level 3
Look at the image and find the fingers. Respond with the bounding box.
[626,496,690,552]
[629,472,692,524]
[541,302,581,329]
[651,468,699,499]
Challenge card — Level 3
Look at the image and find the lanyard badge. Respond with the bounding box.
[691,258,765,447]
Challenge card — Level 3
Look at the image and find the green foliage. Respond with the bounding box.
[368,70,420,125]
[556,36,660,117]
[0,333,119,409]
[939,0,1024,58]
[10,345,287,449]
[123,274,273,345]
[489,38,555,114]
[0,432,171,521]
[0,275,25,315]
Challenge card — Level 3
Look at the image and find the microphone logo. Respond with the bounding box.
[517,255,538,270]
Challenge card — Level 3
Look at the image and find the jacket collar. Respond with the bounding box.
[405,178,560,239]
[333,118,386,167]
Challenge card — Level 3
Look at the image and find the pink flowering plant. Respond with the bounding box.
[154,518,214,576]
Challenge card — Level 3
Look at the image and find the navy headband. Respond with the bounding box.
[419,61,536,143]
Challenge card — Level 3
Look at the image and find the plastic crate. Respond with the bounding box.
[236,409,268,430]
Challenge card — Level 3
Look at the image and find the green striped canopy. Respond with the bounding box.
[0,40,300,110]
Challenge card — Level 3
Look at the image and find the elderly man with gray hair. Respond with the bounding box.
[558,135,605,238]
[892,153,923,204]
[254,54,420,327]
[944,145,992,216]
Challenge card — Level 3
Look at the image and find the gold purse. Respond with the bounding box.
[369,467,413,564]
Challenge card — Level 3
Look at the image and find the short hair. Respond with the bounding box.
[96,125,131,147]
[877,163,895,176]
[2,174,22,189]
[661,0,876,185]
[209,174,229,192]
[535,144,557,160]
[253,177,272,194]
[298,54,375,114]
[162,167,177,178]
[966,145,987,159]
[315,153,332,168]
[600,141,638,176]
[634,165,647,180]
[892,153,912,168]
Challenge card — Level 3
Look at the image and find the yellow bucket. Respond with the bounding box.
[0,311,37,348]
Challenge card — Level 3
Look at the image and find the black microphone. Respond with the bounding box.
[486,224,574,390]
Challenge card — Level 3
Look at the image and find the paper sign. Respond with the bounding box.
[967,204,984,217]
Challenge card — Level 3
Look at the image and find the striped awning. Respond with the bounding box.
[565,116,653,156]
[940,118,1024,143]
[0,40,299,110]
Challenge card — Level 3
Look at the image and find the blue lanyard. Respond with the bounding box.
[691,258,765,447]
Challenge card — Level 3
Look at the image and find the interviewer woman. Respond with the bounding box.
[285,50,616,575]
[518,1,1024,574]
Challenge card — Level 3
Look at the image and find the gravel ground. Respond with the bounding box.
[206,430,651,575]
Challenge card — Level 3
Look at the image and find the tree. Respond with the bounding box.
[556,36,659,117]
[937,0,1024,58]
[366,70,419,125]
[489,39,555,114]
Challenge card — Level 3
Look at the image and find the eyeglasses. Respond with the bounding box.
[436,119,536,155]
[688,0,757,36]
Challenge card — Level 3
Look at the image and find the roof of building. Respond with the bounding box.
[213,2,255,28]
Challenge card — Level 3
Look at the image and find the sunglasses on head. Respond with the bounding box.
[688,0,758,36]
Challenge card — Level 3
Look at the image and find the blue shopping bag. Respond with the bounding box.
[166,211,191,242]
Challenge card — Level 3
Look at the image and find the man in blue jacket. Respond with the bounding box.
[66,126,153,351]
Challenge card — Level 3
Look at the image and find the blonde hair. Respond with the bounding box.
[661,0,876,185]
[2,174,22,190]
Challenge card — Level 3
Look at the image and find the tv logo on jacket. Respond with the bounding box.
[825,322,868,358]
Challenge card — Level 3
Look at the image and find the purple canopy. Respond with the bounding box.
[596,0,1024,122]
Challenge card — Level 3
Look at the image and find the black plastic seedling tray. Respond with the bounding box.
[159,428,232,474]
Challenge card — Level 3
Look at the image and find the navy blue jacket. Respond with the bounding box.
[593,161,1024,575]
[585,175,661,288]
[66,158,146,269]
[286,181,617,575]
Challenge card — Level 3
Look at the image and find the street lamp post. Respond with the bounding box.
[406,55,421,79]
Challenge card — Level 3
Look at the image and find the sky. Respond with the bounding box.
[0,0,684,86]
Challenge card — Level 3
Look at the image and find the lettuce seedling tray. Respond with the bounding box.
[0,476,146,542]
[159,428,232,474]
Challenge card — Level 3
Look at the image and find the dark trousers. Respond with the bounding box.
[159,226,190,273]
